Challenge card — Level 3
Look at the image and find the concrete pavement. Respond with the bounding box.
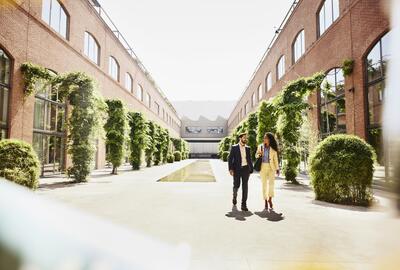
[37,159,400,270]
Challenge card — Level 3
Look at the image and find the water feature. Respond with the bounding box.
[158,160,216,182]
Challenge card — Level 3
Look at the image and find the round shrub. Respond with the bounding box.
[309,134,375,206]
[0,139,40,190]
[222,151,230,162]
[167,154,174,163]
[173,151,182,162]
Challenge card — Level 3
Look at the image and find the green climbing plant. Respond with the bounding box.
[342,58,354,77]
[246,112,258,159]
[257,100,278,144]
[145,121,156,167]
[218,137,231,158]
[153,124,163,166]
[104,99,127,174]
[275,72,325,184]
[127,112,147,170]
[161,129,170,164]
[20,62,54,96]
[55,72,107,182]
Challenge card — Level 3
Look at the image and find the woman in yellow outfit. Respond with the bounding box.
[256,132,280,210]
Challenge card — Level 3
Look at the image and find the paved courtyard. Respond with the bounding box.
[37,160,400,270]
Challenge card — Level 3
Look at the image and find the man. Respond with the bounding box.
[228,132,254,211]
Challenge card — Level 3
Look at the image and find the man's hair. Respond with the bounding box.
[239,132,247,138]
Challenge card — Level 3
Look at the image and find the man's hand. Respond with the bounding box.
[229,170,234,176]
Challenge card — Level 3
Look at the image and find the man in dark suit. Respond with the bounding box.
[228,132,254,211]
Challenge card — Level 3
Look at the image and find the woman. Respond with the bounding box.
[256,132,280,210]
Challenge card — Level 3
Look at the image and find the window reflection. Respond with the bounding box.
[41,0,69,39]
[319,68,346,137]
[319,0,340,36]
[0,49,11,139]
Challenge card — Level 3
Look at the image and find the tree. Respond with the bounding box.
[246,112,258,160]
[145,121,156,167]
[218,137,231,158]
[257,100,278,144]
[127,112,147,170]
[56,72,106,182]
[161,129,170,164]
[276,72,325,184]
[153,124,163,166]
[104,99,127,174]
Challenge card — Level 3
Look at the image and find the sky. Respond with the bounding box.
[98,0,294,101]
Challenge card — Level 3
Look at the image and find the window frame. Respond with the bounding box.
[0,47,13,140]
[318,67,346,137]
[292,29,305,64]
[276,55,286,80]
[83,32,100,65]
[41,0,70,40]
[108,56,120,82]
[265,72,272,92]
[125,73,133,92]
[317,0,340,37]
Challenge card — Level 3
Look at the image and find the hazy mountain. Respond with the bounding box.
[172,100,236,120]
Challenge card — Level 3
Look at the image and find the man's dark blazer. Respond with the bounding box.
[228,144,254,174]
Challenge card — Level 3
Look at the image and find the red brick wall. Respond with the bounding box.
[227,0,390,139]
[0,0,181,169]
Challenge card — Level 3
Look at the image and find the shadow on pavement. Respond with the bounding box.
[254,209,285,222]
[279,182,312,192]
[225,206,253,221]
[312,200,373,212]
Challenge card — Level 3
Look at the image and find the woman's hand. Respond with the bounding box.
[256,149,263,158]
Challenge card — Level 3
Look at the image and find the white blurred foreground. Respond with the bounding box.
[0,180,190,270]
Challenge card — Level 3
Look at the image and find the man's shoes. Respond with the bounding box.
[232,197,237,206]
[241,205,249,212]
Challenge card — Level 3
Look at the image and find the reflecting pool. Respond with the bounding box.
[158,160,216,182]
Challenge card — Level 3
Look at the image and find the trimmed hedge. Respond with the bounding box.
[0,140,40,189]
[309,134,375,206]
[167,154,174,163]
[173,151,182,162]
[222,151,229,162]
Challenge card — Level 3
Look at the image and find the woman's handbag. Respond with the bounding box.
[254,145,263,172]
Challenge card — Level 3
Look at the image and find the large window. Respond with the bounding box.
[258,84,263,101]
[33,72,66,175]
[84,32,100,65]
[137,84,144,101]
[41,0,68,39]
[277,55,285,80]
[318,0,339,36]
[366,31,391,165]
[154,102,160,115]
[266,72,272,92]
[319,68,346,137]
[109,56,119,81]
[0,49,11,140]
[125,73,133,92]
[244,102,249,115]
[252,92,256,107]
[293,30,305,63]
[146,92,151,108]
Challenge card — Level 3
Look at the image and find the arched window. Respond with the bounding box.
[41,0,69,39]
[258,84,263,101]
[0,48,11,140]
[125,73,133,92]
[318,0,339,36]
[365,31,391,165]
[251,92,256,107]
[265,72,272,92]
[84,32,100,65]
[136,84,144,101]
[292,30,305,63]
[319,68,346,137]
[108,56,120,81]
[276,55,285,80]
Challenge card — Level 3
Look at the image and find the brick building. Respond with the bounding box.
[227,0,390,166]
[0,0,181,175]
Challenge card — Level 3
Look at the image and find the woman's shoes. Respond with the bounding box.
[264,200,269,210]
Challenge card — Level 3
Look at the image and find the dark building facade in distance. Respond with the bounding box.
[227,0,390,167]
[0,0,181,175]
